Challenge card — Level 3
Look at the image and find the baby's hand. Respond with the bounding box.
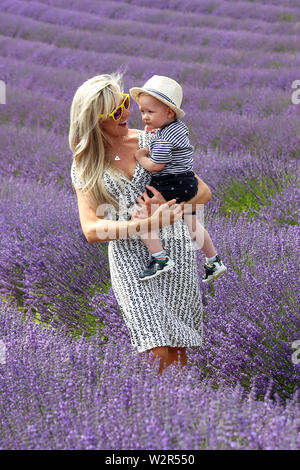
[145,125,158,133]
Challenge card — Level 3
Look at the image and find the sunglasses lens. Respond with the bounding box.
[111,96,129,120]
[113,106,122,121]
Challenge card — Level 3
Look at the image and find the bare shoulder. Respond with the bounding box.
[127,128,139,142]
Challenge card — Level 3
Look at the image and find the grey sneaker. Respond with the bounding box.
[139,255,174,281]
[202,255,227,283]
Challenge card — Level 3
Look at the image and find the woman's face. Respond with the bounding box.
[99,94,130,139]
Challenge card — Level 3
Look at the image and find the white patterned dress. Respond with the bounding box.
[71,130,203,353]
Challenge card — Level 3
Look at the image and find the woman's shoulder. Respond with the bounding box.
[129,128,153,148]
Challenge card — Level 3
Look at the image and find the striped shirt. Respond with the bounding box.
[149,120,194,176]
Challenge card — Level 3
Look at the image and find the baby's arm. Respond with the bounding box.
[134,147,166,173]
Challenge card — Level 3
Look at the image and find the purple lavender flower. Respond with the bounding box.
[0,302,299,449]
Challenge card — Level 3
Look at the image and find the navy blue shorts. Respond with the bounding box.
[146,171,198,205]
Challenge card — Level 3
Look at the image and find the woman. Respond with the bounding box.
[70,74,211,374]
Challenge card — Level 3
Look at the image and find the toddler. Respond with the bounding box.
[130,75,227,282]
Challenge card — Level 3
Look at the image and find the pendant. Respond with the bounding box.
[115,155,120,161]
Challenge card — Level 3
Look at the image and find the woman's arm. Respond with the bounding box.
[187,174,212,210]
[74,187,182,244]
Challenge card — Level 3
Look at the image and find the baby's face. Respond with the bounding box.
[138,94,175,130]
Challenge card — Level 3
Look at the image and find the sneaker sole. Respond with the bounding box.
[140,259,175,281]
[202,266,227,283]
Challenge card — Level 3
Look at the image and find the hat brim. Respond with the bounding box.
[129,87,185,119]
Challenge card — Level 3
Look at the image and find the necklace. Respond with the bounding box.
[107,137,124,161]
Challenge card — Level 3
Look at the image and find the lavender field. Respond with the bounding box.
[0,0,299,450]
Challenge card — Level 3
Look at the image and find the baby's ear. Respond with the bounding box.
[168,107,176,118]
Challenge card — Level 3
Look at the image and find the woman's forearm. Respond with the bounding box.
[188,174,212,210]
[196,175,212,204]
[86,217,151,243]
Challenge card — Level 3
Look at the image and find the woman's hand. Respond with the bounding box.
[149,199,183,231]
[135,185,168,217]
[131,185,165,220]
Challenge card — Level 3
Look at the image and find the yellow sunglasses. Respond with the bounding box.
[99,93,130,121]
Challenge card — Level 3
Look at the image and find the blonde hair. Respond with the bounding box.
[69,73,124,209]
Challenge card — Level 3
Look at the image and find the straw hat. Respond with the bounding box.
[130,75,185,119]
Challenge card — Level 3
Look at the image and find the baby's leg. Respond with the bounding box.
[201,229,217,258]
[139,229,174,281]
[140,230,164,255]
[136,187,176,279]
[183,213,216,257]
[184,213,227,282]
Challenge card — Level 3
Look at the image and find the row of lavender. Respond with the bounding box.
[1,3,299,160]
[111,0,300,18]
[2,17,300,70]
[1,76,300,160]
[0,0,299,449]
[1,8,299,58]
[0,298,300,450]
[2,54,298,112]
[0,299,299,450]
[17,0,300,30]
[0,121,297,208]
[1,1,300,40]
